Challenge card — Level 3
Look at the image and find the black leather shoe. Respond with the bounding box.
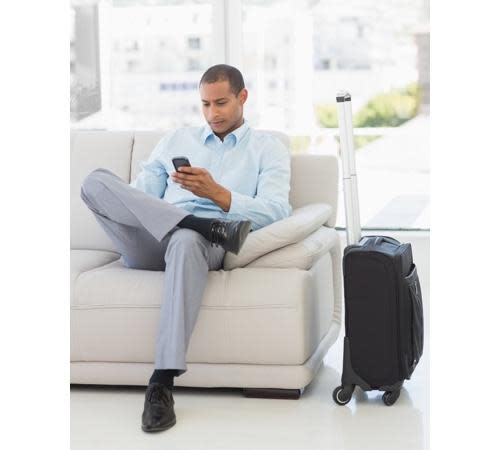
[209,220,251,254]
[141,383,176,432]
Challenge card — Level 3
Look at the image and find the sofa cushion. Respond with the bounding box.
[71,131,134,251]
[245,226,339,270]
[70,249,121,305]
[71,254,334,366]
[290,154,338,227]
[130,131,166,181]
[223,203,332,270]
[70,249,121,361]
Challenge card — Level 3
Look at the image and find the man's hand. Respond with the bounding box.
[170,166,231,212]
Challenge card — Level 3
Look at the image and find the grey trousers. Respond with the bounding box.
[80,168,226,375]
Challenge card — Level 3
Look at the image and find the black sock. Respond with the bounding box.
[177,215,216,241]
[149,369,178,388]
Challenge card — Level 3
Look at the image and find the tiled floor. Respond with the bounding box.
[71,232,429,450]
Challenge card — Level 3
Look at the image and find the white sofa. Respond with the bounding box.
[70,130,343,398]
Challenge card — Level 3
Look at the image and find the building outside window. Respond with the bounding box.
[188,36,201,50]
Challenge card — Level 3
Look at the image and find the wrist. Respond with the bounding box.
[212,185,231,212]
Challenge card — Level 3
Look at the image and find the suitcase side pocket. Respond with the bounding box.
[405,264,424,373]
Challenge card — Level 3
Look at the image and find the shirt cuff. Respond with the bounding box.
[226,190,248,221]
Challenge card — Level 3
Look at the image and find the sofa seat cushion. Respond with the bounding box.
[70,249,120,304]
[245,226,339,270]
[223,203,332,270]
[71,253,334,366]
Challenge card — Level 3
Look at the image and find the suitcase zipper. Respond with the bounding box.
[394,245,414,379]
[393,248,408,380]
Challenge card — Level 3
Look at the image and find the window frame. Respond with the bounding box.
[212,0,243,66]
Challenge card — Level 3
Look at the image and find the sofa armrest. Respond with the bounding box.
[244,226,339,270]
[223,203,333,270]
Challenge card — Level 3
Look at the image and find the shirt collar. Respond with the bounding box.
[202,119,249,146]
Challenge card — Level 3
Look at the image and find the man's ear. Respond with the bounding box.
[238,88,248,105]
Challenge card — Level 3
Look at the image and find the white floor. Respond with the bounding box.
[71,231,429,450]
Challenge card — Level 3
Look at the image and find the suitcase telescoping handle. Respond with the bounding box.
[336,91,362,246]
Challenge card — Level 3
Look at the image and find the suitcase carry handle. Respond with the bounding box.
[375,237,392,246]
[372,236,400,247]
[359,235,401,248]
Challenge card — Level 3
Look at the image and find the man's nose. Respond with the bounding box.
[207,107,221,120]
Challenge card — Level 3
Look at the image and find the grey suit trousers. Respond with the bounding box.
[80,168,226,375]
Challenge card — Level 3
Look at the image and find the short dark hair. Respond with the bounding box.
[199,64,245,95]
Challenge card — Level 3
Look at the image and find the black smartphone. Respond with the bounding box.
[172,156,191,172]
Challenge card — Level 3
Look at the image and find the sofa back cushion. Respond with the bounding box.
[130,131,166,180]
[70,131,134,251]
[290,153,338,227]
[71,129,339,250]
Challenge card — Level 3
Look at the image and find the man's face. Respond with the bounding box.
[200,80,248,139]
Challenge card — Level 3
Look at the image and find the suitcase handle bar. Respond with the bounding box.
[336,91,361,245]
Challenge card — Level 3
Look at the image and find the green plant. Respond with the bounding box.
[315,104,339,128]
[353,85,420,127]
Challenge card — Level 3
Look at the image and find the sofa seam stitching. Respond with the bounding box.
[129,132,135,183]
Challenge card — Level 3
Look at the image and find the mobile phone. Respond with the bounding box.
[172,156,191,172]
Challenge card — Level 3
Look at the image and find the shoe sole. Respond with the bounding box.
[142,417,176,433]
[231,221,252,255]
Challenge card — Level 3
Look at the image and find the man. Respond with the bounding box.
[80,64,292,432]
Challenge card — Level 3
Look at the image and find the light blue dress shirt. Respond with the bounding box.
[130,120,292,231]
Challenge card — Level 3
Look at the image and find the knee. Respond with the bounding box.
[80,168,113,203]
[164,229,207,260]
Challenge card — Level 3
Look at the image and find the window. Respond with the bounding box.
[241,0,429,230]
[70,0,430,230]
[70,3,102,121]
[70,0,214,130]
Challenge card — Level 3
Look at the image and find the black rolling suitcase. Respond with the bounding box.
[332,92,424,406]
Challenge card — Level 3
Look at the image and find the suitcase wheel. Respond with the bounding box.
[382,390,400,406]
[332,385,354,406]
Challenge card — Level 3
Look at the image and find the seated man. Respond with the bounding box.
[80,64,292,432]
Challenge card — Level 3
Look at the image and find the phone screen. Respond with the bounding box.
[172,157,191,172]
